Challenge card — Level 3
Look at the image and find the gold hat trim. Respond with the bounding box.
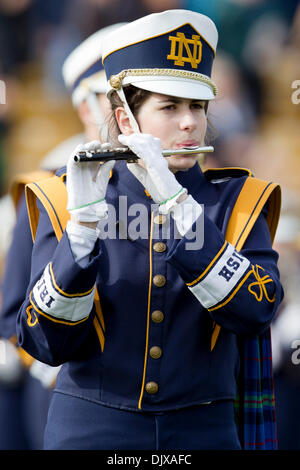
[109,68,218,96]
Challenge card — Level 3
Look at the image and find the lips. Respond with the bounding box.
[176,141,199,148]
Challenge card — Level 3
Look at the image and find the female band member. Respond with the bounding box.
[17,10,283,450]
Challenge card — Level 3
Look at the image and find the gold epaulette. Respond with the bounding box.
[25,173,68,242]
[210,173,281,351]
[10,170,53,209]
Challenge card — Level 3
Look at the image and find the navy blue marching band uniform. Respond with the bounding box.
[17,10,283,449]
[20,161,282,449]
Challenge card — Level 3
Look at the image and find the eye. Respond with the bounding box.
[160,104,176,111]
[191,102,205,110]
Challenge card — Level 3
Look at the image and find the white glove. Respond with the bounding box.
[0,339,24,385]
[118,133,186,214]
[29,360,61,388]
[67,141,115,222]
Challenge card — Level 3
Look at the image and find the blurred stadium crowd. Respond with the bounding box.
[0,0,300,450]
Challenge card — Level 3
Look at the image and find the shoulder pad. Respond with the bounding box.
[55,166,67,179]
[203,167,253,182]
[10,169,54,208]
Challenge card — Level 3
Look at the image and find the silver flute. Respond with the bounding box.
[73,145,214,163]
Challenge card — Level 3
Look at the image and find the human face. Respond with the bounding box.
[79,93,111,142]
[135,92,207,172]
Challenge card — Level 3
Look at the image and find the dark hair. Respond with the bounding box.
[107,85,151,144]
[206,111,218,145]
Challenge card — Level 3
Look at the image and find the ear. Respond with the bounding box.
[115,107,134,136]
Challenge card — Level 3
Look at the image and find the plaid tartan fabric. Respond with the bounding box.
[234,327,277,450]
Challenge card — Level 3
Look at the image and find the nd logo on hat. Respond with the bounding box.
[167,31,202,69]
[102,10,218,101]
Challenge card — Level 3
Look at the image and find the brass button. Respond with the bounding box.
[153,214,166,225]
[153,242,166,253]
[145,381,159,394]
[150,346,162,359]
[151,310,164,323]
[153,274,166,287]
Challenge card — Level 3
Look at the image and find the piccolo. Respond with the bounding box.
[73,145,214,163]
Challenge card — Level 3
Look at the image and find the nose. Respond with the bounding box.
[179,109,197,131]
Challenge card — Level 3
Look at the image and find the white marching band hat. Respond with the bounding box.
[102,10,218,102]
[62,23,127,108]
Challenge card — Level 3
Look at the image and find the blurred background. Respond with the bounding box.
[0,0,300,450]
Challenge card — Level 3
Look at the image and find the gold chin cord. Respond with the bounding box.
[73,146,214,163]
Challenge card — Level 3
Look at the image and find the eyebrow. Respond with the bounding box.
[158,97,180,103]
[158,97,204,104]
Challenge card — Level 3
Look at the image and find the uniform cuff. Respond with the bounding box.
[30,228,101,323]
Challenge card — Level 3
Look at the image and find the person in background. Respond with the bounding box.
[0,22,125,450]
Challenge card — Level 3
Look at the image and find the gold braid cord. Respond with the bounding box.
[109,68,218,96]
